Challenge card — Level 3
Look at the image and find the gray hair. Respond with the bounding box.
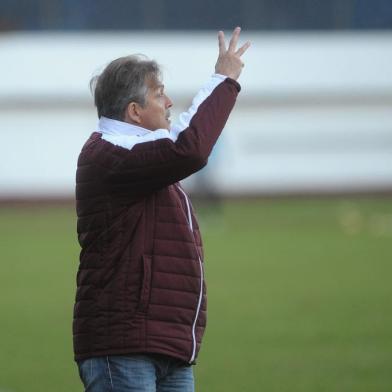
[90,54,161,121]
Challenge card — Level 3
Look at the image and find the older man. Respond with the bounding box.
[73,27,250,391]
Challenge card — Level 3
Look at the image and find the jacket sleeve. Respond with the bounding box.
[102,77,241,197]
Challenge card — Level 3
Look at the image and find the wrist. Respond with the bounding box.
[212,73,227,81]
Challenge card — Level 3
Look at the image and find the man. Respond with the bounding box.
[73,27,250,391]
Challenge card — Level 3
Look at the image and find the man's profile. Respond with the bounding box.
[73,27,250,391]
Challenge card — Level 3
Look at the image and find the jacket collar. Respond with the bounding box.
[97,116,151,137]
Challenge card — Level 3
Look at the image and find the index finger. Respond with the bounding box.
[218,30,226,55]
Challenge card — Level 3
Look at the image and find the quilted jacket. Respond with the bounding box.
[73,76,241,363]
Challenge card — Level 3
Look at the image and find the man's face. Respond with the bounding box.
[138,77,173,131]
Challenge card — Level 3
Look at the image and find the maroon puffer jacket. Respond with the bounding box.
[73,77,240,363]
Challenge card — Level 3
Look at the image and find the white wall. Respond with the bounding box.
[1,31,392,197]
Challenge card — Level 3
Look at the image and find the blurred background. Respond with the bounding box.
[0,1,391,391]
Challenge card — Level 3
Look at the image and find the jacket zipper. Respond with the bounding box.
[176,185,204,363]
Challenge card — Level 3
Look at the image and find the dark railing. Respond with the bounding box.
[0,0,391,31]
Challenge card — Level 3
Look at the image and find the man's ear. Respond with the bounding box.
[125,102,142,124]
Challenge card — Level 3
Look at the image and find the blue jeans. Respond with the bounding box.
[77,354,194,391]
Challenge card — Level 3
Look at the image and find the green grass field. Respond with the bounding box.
[1,197,391,391]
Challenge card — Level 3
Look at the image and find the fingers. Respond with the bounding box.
[215,27,250,79]
[235,40,251,57]
[222,26,250,56]
[218,30,226,55]
[228,26,241,53]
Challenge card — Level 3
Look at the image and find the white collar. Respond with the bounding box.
[97,116,151,137]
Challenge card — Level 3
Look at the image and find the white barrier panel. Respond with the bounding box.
[0,32,391,197]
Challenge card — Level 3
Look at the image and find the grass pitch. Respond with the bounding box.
[0,197,391,391]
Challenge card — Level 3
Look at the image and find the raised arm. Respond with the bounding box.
[170,27,251,140]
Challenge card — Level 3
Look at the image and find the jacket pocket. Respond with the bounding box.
[138,254,152,313]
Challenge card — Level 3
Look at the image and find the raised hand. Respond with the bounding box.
[215,26,251,80]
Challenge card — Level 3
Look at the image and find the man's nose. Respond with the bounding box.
[165,95,173,108]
